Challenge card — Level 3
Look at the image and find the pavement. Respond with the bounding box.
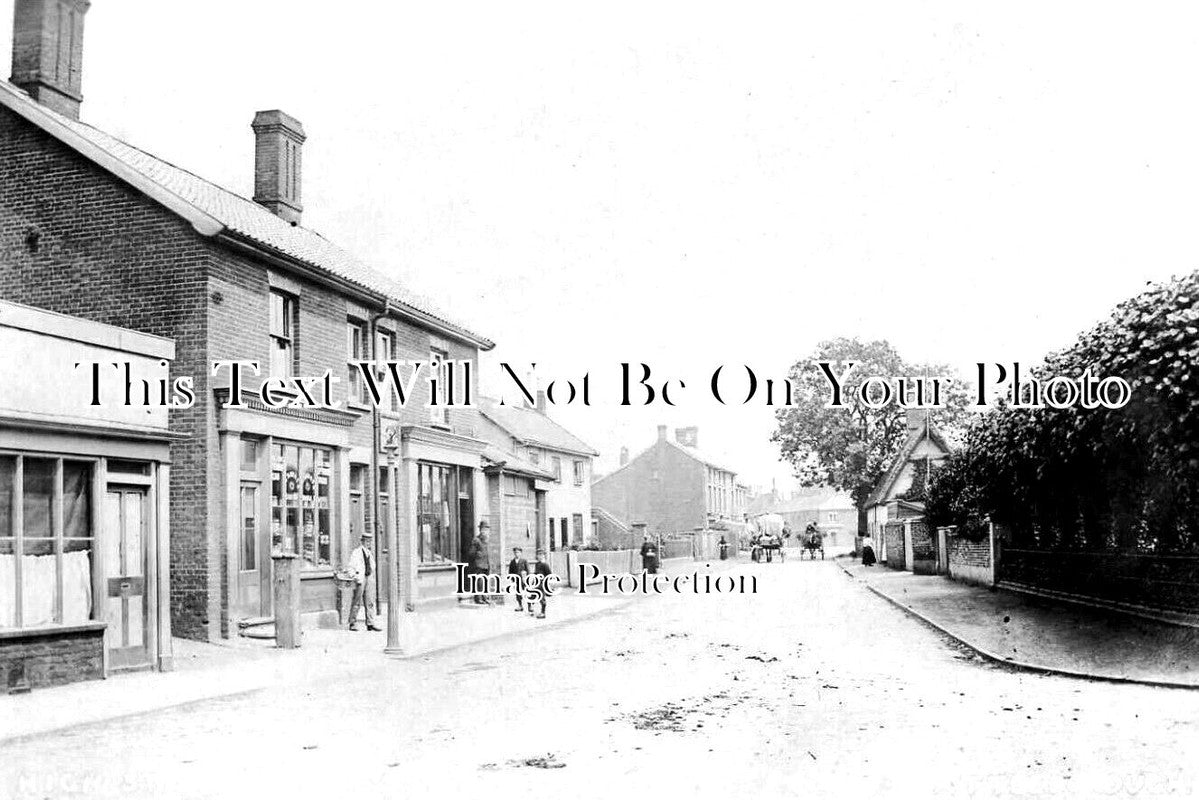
[839,558,1199,688]
[4,559,1199,800]
[0,555,726,744]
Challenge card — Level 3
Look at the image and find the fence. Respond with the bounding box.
[998,547,1199,616]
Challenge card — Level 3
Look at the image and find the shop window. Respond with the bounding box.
[418,463,470,564]
[0,456,94,629]
[269,290,295,378]
[270,443,332,568]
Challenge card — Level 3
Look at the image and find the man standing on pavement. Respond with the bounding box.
[469,524,492,604]
[532,549,553,619]
[348,532,382,631]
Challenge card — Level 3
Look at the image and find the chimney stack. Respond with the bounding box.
[619,446,629,466]
[535,390,547,414]
[656,425,667,442]
[252,110,306,225]
[10,0,90,120]
[675,426,698,448]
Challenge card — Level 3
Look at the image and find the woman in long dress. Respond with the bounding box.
[860,534,877,566]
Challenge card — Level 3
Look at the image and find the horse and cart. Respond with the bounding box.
[750,513,788,563]
[801,524,825,560]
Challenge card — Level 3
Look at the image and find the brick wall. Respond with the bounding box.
[0,629,104,689]
[947,529,993,587]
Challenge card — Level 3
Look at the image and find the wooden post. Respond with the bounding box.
[272,553,301,648]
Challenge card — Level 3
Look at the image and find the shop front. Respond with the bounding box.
[0,300,177,689]
[217,396,359,630]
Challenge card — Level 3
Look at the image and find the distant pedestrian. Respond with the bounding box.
[468,526,492,604]
[507,546,529,612]
[640,535,660,574]
[861,534,877,567]
[348,532,382,631]
[533,549,553,619]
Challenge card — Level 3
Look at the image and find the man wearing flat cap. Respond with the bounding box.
[348,532,382,631]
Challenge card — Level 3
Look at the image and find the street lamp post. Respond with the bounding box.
[382,427,403,655]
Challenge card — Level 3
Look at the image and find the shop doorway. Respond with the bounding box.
[234,482,267,618]
[103,487,151,671]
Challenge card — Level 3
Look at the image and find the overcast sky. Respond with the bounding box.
[5,1,1195,489]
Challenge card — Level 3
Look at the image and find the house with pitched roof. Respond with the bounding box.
[864,409,951,566]
[592,425,743,535]
[477,393,598,551]
[0,0,498,641]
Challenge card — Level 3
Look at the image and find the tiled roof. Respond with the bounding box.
[0,80,492,348]
[477,397,598,457]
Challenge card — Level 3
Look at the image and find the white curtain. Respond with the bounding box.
[0,550,92,628]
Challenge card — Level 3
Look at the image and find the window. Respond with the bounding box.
[240,438,258,472]
[572,513,584,546]
[0,456,95,629]
[429,347,450,426]
[376,329,396,411]
[269,291,295,377]
[239,485,258,572]
[417,463,471,564]
[527,448,540,465]
[378,466,390,541]
[551,456,562,482]
[347,320,368,404]
[827,511,839,523]
[573,460,584,486]
[503,474,528,498]
[269,444,332,568]
[349,465,365,539]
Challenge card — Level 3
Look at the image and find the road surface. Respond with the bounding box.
[3,559,1197,799]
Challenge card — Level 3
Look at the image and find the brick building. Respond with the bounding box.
[749,488,857,553]
[592,426,742,535]
[0,0,497,641]
[0,299,177,687]
[477,393,598,551]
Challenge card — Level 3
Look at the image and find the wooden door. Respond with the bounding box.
[103,487,150,670]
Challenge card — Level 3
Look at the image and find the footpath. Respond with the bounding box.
[840,558,1199,688]
[0,555,733,743]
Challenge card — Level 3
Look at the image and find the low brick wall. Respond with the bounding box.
[883,521,906,569]
[999,548,1199,615]
[946,529,993,586]
[0,624,105,690]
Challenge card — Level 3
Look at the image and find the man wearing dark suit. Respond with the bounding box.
[507,547,529,612]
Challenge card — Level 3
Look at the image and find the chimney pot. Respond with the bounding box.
[619,446,629,466]
[252,110,306,224]
[10,0,90,120]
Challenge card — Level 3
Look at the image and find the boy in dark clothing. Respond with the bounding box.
[532,549,553,619]
[507,547,529,612]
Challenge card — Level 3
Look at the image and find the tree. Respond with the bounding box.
[770,337,971,532]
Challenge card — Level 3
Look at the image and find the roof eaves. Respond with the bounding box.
[0,82,224,238]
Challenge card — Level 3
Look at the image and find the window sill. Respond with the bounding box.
[417,562,459,573]
[0,620,107,640]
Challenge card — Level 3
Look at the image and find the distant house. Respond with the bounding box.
[864,409,951,563]
[753,488,857,551]
[476,393,598,551]
[592,425,742,535]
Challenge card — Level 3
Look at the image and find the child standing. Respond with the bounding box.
[532,549,553,619]
[507,547,529,612]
